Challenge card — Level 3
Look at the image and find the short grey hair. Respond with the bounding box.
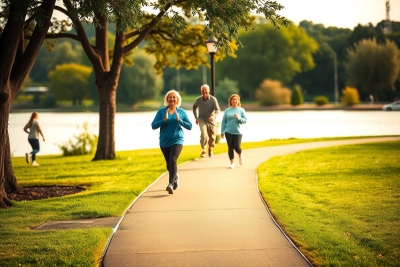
[200,84,210,92]
[163,89,182,107]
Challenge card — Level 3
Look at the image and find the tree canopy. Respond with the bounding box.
[48,63,92,105]
[344,38,400,101]
[217,22,317,97]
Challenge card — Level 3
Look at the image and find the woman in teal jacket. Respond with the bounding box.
[151,90,192,194]
[221,94,247,169]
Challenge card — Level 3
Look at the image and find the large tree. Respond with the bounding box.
[0,0,56,208]
[344,38,400,101]
[46,0,289,161]
[48,63,92,105]
[0,0,289,208]
[217,21,317,97]
[117,49,164,106]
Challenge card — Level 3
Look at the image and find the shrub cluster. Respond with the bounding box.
[255,79,291,106]
[341,86,360,105]
[291,85,304,105]
[313,95,329,106]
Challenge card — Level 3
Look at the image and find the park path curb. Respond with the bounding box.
[102,136,400,267]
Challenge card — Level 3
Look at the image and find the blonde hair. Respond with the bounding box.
[163,89,182,107]
[27,111,38,127]
[228,94,241,107]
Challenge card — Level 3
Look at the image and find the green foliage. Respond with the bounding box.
[347,24,376,47]
[117,49,164,106]
[30,42,86,83]
[255,79,292,106]
[313,95,329,105]
[344,39,400,100]
[215,77,240,103]
[217,22,318,97]
[41,94,57,108]
[341,86,360,105]
[48,63,92,106]
[291,85,304,105]
[57,122,98,156]
[293,21,352,96]
[258,141,400,267]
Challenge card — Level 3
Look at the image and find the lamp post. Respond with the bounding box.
[324,43,339,105]
[205,38,218,96]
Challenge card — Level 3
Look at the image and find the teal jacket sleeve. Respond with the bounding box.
[238,108,247,124]
[178,109,192,130]
[151,108,165,130]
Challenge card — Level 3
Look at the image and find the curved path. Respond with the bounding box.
[103,137,400,267]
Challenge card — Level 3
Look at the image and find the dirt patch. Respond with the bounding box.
[7,186,86,201]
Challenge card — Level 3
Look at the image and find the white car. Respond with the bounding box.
[382,101,400,111]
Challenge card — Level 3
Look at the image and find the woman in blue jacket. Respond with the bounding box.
[151,90,192,194]
[221,94,247,169]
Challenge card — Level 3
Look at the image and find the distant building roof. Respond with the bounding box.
[25,87,49,93]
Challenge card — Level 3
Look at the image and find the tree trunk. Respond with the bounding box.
[0,94,14,208]
[93,81,117,160]
[5,132,18,193]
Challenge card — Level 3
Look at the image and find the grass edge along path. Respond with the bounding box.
[0,136,398,266]
[258,141,400,267]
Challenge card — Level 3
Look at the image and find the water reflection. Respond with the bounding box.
[8,110,400,157]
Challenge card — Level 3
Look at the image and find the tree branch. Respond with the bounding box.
[54,5,69,17]
[62,0,101,69]
[123,3,173,53]
[10,0,56,95]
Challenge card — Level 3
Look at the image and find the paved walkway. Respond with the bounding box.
[103,137,400,267]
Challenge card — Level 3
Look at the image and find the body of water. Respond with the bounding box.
[8,110,400,157]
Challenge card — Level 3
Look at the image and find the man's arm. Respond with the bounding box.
[192,99,198,119]
[192,99,199,125]
[214,97,221,116]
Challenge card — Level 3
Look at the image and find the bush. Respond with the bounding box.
[255,79,292,106]
[341,86,360,105]
[58,122,98,156]
[291,85,304,106]
[314,96,329,106]
[42,94,57,108]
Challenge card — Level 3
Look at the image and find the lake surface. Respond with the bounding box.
[8,110,400,157]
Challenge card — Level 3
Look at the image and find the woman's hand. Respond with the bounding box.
[221,133,225,139]
[234,113,239,119]
[175,110,180,121]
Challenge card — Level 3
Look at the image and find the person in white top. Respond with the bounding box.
[23,112,45,166]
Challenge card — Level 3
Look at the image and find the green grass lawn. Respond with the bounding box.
[1,137,398,266]
[258,141,400,267]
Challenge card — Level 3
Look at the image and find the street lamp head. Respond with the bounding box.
[205,37,218,54]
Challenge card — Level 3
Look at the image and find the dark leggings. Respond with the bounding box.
[225,133,242,160]
[160,144,183,184]
[28,138,40,161]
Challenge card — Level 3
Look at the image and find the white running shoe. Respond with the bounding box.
[239,154,244,165]
[32,162,39,167]
[229,163,235,169]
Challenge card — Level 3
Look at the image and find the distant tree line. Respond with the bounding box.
[24,19,400,105]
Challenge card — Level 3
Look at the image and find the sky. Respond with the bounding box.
[276,0,400,29]
[52,0,400,30]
